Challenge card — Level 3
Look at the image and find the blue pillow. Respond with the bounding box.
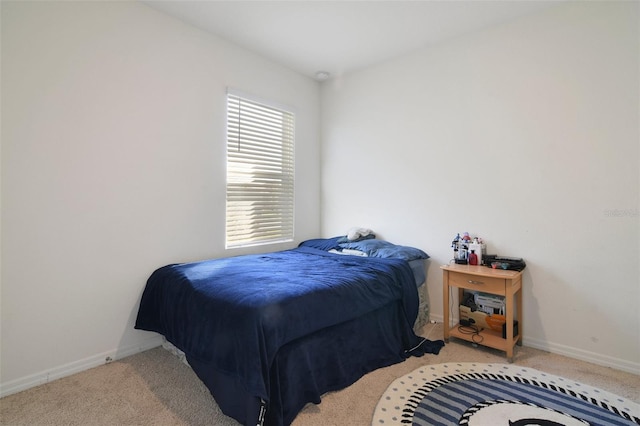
[298,236,344,251]
[339,239,429,261]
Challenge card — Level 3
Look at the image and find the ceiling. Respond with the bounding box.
[143,1,557,80]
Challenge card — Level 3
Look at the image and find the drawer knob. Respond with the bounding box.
[467,280,484,285]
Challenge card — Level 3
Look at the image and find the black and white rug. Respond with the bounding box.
[373,363,640,425]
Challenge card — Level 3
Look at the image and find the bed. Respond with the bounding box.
[134,236,444,426]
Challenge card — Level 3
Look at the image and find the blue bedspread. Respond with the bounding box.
[135,246,439,422]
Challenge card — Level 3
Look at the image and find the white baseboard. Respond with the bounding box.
[523,336,640,376]
[0,334,163,398]
[3,322,638,400]
[428,314,640,375]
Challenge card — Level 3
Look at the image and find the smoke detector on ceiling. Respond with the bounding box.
[314,71,331,81]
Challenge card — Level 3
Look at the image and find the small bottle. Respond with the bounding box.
[468,250,478,265]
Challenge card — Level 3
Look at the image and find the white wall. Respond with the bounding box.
[0,1,320,395]
[321,1,639,373]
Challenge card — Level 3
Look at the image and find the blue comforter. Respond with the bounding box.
[135,246,436,418]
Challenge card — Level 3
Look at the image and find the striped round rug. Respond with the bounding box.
[372,363,640,425]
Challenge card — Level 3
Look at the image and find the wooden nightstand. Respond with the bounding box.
[441,264,523,361]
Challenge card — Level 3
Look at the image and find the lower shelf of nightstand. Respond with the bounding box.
[446,324,521,358]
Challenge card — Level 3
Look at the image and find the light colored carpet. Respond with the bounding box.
[1,323,638,425]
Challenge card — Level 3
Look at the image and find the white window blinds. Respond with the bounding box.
[226,91,295,248]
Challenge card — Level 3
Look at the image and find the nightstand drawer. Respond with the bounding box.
[448,272,505,294]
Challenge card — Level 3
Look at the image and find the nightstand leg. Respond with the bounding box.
[505,287,515,360]
[443,270,450,342]
[516,283,523,346]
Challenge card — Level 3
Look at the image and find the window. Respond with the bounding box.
[225,90,295,248]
